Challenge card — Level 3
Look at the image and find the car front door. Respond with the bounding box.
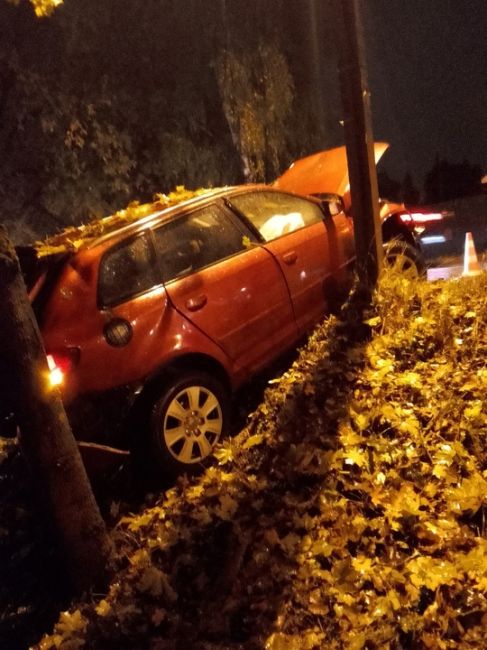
[227,191,350,335]
[153,203,298,376]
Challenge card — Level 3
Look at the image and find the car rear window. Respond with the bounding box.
[98,232,157,307]
[229,191,324,241]
[152,205,248,283]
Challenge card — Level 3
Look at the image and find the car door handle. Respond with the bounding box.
[186,295,207,311]
[282,251,297,265]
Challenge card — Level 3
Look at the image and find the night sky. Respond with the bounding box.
[363,0,487,187]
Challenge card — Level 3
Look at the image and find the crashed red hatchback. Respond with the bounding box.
[6,148,425,476]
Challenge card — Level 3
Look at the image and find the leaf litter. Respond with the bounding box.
[28,271,487,648]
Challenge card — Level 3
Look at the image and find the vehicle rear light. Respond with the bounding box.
[46,348,80,388]
[398,213,414,225]
[409,212,443,223]
[399,212,444,225]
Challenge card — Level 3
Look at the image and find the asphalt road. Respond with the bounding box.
[427,263,486,281]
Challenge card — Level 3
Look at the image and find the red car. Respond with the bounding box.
[5,148,424,476]
[381,203,454,247]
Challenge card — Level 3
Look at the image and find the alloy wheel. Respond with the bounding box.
[162,384,223,464]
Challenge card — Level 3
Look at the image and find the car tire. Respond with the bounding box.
[383,241,426,279]
[148,371,230,476]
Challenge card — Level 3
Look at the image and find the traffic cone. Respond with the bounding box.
[463,232,482,276]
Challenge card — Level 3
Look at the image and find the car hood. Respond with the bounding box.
[274,143,389,199]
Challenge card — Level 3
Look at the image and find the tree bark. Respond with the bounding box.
[0,227,112,592]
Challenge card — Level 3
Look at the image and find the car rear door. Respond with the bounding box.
[153,203,298,375]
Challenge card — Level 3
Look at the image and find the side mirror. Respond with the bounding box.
[312,193,345,217]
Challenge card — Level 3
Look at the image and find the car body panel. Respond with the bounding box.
[274,143,389,203]
[262,221,332,334]
[164,244,298,375]
[43,276,239,400]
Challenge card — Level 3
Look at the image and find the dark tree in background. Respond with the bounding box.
[400,172,420,205]
[377,171,401,202]
[424,156,483,204]
[0,0,342,243]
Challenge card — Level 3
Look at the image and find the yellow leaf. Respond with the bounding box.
[399,416,420,437]
[464,400,482,419]
[398,371,421,388]
[365,316,381,327]
[408,557,457,590]
[343,447,368,469]
[353,412,369,431]
[280,532,300,554]
[352,555,373,575]
[446,473,487,512]
[213,444,234,465]
[266,632,324,650]
[54,609,87,638]
[387,589,401,611]
[242,433,265,449]
[66,238,85,251]
[385,484,423,518]
[186,484,205,499]
[216,493,238,520]
[371,595,393,619]
[311,539,333,557]
[421,632,446,649]
[457,539,487,574]
[31,0,63,18]
[137,566,177,602]
[95,599,111,617]
[35,244,68,258]
[129,548,150,566]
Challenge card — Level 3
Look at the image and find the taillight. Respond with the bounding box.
[398,213,414,225]
[409,212,443,223]
[46,348,80,388]
[399,212,444,225]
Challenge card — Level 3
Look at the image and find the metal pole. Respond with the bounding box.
[331,0,383,288]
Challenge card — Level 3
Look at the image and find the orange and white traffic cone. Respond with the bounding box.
[463,232,482,276]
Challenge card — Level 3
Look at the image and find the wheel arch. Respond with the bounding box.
[125,353,232,441]
[381,214,417,248]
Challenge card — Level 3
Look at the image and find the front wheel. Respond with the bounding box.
[148,372,230,476]
[382,241,426,279]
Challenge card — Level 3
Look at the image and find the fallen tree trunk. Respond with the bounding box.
[0,227,111,592]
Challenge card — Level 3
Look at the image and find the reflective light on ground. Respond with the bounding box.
[421,235,447,244]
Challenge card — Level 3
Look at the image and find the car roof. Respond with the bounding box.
[33,184,268,259]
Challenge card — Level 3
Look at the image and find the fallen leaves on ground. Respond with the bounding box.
[31,272,487,648]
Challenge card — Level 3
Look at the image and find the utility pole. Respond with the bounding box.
[330,0,383,288]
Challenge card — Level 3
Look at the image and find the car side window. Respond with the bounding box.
[229,191,324,242]
[98,233,157,307]
[152,205,248,283]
